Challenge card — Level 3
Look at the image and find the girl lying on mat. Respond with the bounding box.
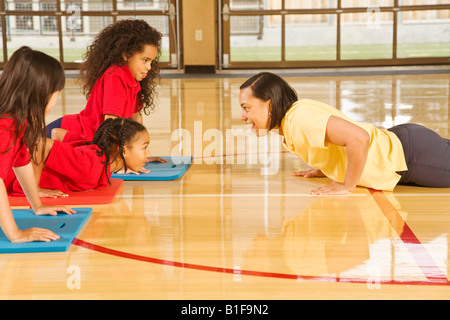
[239,72,450,195]
[6,118,154,197]
[0,47,75,243]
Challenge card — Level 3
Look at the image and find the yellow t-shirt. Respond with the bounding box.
[281,99,408,191]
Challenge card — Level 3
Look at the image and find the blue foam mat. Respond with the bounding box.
[111,156,192,181]
[0,208,92,254]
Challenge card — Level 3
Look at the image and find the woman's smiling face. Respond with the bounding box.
[239,87,272,137]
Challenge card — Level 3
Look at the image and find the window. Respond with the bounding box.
[220,0,450,68]
[0,0,179,69]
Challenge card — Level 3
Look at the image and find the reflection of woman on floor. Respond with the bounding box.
[241,198,374,277]
[239,72,450,195]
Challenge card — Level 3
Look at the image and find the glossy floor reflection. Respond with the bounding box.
[1,72,449,299]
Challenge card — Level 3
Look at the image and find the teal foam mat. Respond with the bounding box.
[111,156,192,181]
[0,208,92,253]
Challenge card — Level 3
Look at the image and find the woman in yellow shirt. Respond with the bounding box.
[239,72,450,195]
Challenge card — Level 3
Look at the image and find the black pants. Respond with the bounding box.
[46,117,63,138]
[388,124,450,188]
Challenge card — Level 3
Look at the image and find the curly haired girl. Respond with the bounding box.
[47,19,162,142]
[7,118,151,197]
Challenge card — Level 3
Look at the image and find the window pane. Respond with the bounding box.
[285,0,337,9]
[61,1,113,12]
[230,15,281,62]
[62,16,113,63]
[341,0,394,7]
[401,0,449,5]
[286,14,337,61]
[41,3,59,34]
[117,0,170,11]
[341,12,394,60]
[230,0,282,11]
[6,1,58,11]
[5,15,60,60]
[397,10,450,58]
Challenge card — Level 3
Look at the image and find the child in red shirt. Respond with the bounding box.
[7,118,151,196]
[0,47,75,243]
[47,19,162,142]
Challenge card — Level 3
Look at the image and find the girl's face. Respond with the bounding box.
[123,130,151,171]
[45,91,60,116]
[124,44,158,82]
[239,87,272,137]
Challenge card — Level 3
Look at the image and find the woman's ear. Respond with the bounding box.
[267,99,272,114]
[121,52,127,62]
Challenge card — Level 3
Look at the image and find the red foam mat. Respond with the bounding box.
[8,179,123,207]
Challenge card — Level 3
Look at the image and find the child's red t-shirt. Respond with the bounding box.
[61,64,142,142]
[0,118,30,180]
[6,140,111,196]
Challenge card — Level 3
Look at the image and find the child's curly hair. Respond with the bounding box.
[77,19,162,115]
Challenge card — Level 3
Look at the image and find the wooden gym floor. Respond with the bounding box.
[1,68,449,300]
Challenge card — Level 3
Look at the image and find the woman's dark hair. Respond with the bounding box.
[0,46,65,162]
[91,117,147,184]
[240,72,298,130]
[77,19,162,115]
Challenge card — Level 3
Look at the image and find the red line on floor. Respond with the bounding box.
[70,156,449,286]
[368,189,449,284]
[72,235,449,286]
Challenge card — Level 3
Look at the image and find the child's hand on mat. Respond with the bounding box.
[10,228,60,243]
[147,156,167,163]
[34,206,76,216]
[134,167,150,174]
[39,188,68,198]
[290,169,326,178]
[138,167,150,174]
[115,167,150,175]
